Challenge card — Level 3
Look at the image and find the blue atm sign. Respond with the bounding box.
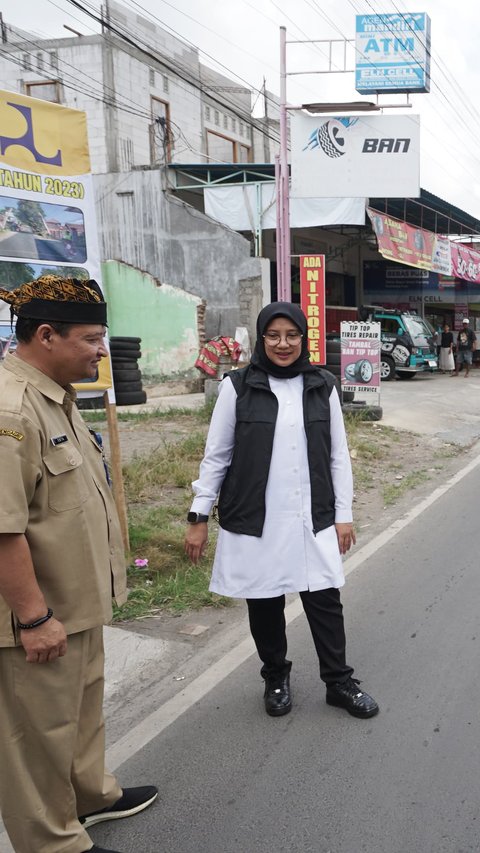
[355,13,431,94]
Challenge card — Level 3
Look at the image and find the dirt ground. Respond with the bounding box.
[95,410,465,551]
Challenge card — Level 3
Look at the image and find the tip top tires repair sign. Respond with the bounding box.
[341,321,381,398]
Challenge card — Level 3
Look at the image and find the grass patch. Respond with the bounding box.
[81,401,216,426]
[114,505,230,619]
[108,407,454,622]
[383,469,431,505]
[114,564,230,620]
[123,432,207,497]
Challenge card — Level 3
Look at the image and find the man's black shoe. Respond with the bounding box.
[263,672,292,716]
[84,847,123,852]
[79,785,158,828]
[326,677,379,718]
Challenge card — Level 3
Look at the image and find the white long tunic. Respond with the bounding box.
[191,373,353,599]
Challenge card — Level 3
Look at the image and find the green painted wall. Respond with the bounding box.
[101,260,201,379]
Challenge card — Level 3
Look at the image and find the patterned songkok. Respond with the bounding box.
[0,275,107,324]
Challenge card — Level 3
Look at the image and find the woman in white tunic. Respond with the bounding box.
[185,303,378,720]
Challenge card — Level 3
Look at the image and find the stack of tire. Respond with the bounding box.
[323,336,355,404]
[109,336,147,406]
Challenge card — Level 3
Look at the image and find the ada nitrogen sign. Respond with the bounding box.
[355,13,431,94]
[299,254,326,365]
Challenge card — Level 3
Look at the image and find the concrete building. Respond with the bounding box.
[0,2,273,358]
[0,1,277,172]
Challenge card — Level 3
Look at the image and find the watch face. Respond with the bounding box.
[187,512,198,523]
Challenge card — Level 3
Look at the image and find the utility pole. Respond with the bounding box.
[278,26,291,301]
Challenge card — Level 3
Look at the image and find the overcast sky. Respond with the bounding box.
[2,0,480,224]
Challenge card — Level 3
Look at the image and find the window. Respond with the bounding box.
[36,52,44,72]
[205,105,211,121]
[49,51,58,71]
[162,75,169,94]
[25,80,61,103]
[214,110,220,126]
[231,117,236,132]
[223,114,228,130]
[119,138,134,171]
[21,53,30,71]
[206,130,252,164]
[149,68,155,86]
[150,96,172,164]
[239,122,244,137]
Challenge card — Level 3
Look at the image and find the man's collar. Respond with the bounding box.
[3,353,73,404]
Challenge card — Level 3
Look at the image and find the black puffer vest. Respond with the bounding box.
[217,365,337,537]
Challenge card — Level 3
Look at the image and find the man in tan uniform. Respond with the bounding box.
[0,276,157,853]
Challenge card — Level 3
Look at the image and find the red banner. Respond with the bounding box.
[368,207,480,284]
[450,243,480,283]
[367,208,451,274]
[300,255,326,365]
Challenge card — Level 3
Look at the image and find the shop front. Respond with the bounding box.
[363,260,480,335]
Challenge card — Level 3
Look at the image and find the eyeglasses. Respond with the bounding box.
[263,332,303,347]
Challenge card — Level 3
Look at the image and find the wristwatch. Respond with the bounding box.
[187,512,209,524]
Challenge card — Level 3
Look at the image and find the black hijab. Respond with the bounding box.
[250,302,318,379]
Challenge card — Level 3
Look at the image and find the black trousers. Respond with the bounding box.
[246,588,354,685]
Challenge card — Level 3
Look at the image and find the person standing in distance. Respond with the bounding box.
[452,317,476,377]
[0,275,157,853]
[185,302,379,720]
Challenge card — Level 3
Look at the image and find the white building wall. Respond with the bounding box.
[0,1,272,172]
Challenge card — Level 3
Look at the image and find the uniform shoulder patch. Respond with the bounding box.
[0,428,24,440]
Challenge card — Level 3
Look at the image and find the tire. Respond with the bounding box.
[110,336,141,345]
[342,403,382,421]
[325,352,341,365]
[110,349,142,360]
[380,356,395,381]
[326,340,341,355]
[76,396,105,411]
[396,371,416,380]
[325,364,341,377]
[112,368,141,382]
[113,380,143,393]
[342,390,355,403]
[109,339,141,350]
[115,390,147,406]
[111,356,139,366]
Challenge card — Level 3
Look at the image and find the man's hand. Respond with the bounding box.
[335,522,356,555]
[20,617,67,664]
[184,522,209,565]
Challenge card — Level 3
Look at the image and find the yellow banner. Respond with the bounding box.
[0,90,90,176]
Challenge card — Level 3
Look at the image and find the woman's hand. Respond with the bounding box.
[335,522,356,555]
[184,523,209,564]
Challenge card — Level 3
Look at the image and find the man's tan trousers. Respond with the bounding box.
[0,627,122,853]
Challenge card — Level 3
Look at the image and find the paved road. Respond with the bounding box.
[0,231,75,261]
[87,460,480,853]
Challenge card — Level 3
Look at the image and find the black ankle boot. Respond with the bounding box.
[263,672,292,716]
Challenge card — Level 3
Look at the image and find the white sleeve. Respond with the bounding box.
[329,385,353,523]
[190,376,237,515]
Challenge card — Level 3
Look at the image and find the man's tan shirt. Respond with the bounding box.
[0,354,127,646]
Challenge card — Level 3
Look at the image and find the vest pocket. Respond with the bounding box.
[43,446,89,511]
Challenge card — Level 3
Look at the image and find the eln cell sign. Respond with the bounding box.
[355,13,431,94]
[299,255,326,365]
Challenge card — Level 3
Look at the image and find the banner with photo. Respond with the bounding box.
[368,208,480,285]
[0,89,112,394]
[291,113,420,198]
